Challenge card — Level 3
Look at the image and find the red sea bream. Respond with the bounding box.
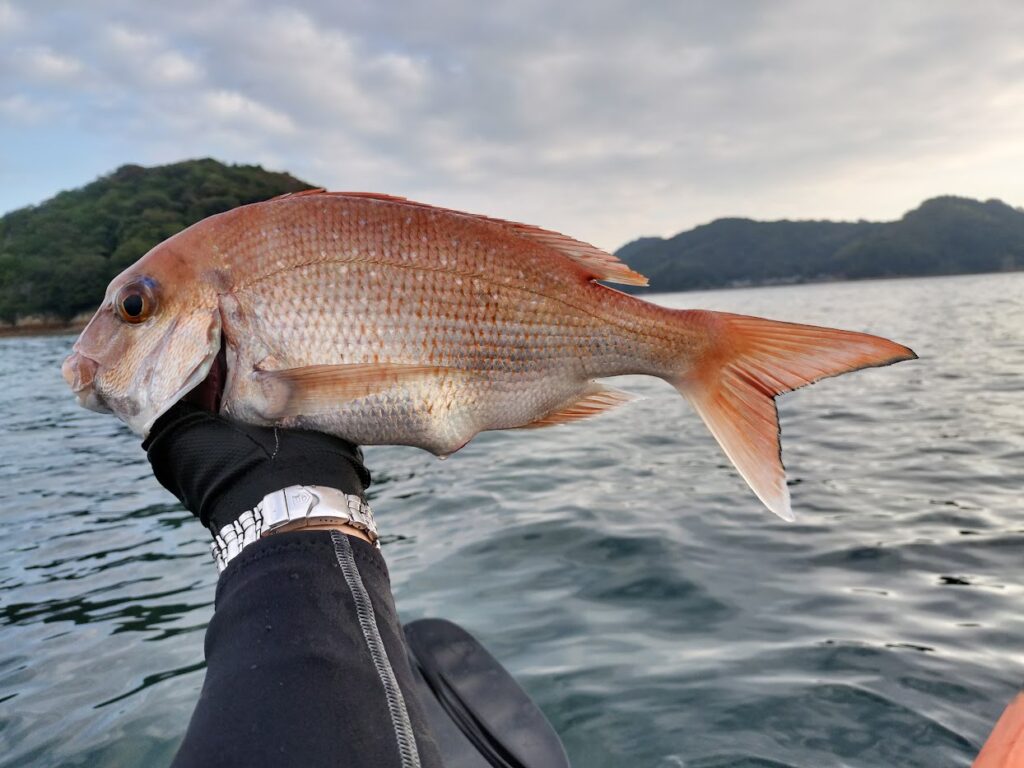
[62,191,916,519]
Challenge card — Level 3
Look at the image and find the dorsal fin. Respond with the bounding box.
[268,188,328,201]
[270,190,649,286]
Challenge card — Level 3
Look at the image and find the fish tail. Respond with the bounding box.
[668,310,916,520]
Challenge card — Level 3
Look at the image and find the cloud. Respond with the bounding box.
[0,93,59,124]
[106,24,157,54]
[201,90,296,135]
[0,1,22,35]
[22,46,83,81]
[195,7,432,134]
[151,51,202,85]
[1,0,1023,248]
[104,24,202,85]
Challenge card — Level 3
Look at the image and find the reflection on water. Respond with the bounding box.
[2,273,1023,767]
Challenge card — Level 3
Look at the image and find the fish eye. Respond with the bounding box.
[114,277,159,325]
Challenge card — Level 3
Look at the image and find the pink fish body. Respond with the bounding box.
[63,191,916,519]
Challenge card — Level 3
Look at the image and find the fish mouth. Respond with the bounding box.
[62,352,114,414]
[181,336,227,413]
[62,351,97,393]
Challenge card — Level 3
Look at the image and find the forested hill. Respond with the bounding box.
[0,159,313,323]
[615,196,1024,292]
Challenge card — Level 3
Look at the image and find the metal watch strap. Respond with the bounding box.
[210,485,379,572]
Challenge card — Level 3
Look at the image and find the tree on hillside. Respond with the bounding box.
[0,159,313,323]
[614,197,1024,293]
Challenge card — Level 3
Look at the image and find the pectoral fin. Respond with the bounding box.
[255,362,443,418]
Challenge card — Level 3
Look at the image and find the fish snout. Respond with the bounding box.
[62,352,98,393]
[63,352,114,414]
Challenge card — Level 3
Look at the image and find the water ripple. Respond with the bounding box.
[2,275,1023,766]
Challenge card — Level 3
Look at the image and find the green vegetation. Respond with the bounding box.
[1,157,1021,325]
[616,196,1024,293]
[0,159,312,323]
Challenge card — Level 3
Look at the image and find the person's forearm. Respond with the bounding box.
[172,531,443,768]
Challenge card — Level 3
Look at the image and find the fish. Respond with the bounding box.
[62,190,916,520]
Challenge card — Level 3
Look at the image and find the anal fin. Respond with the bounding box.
[516,385,636,429]
[256,362,444,418]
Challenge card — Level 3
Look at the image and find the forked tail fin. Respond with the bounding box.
[672,311,916,520]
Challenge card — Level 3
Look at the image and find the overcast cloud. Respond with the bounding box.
[1,0,1022,249]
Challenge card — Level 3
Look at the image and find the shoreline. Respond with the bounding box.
[627,266,1024,296]
[0,322,86,339]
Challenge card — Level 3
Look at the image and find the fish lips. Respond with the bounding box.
[62,352,113,414]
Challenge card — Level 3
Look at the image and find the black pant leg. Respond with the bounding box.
[172,531,444,768]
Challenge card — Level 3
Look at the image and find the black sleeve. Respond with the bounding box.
[171,531,444,768]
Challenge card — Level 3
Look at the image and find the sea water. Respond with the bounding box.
[1,273,1022,767]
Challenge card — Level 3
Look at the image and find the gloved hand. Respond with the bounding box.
[142,401,370,534]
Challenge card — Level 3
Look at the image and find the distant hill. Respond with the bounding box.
[0,159,313,323]
[615,196,1024,292]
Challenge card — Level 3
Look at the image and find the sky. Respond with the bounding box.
[1,0,1023,251]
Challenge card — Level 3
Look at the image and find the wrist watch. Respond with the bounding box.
[210,485,379,572]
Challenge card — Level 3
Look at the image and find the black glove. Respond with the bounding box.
[143,402,370,533]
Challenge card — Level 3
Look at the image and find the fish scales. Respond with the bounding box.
[216,197,684,450]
